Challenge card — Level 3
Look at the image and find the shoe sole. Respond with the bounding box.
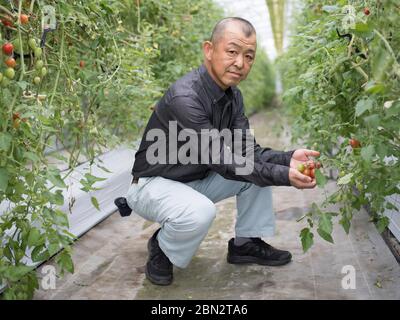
[227,255,292,266]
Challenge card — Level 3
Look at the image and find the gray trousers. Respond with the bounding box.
[126,171,275,268]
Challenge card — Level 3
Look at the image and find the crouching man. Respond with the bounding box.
[127,17,319,285]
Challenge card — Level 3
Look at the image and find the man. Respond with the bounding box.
[127,17,319,286]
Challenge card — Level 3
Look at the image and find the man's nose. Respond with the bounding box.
[234,54,244,69]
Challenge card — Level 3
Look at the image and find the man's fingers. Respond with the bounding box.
[304,149,320,157]
[295,170,312,183]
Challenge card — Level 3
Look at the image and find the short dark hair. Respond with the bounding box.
[210,17,256,44]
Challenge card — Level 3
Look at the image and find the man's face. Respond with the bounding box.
[204,23,257,90]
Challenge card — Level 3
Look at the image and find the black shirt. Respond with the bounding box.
[131,64,294,187]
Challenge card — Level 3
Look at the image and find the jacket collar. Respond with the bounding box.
[199,64,233,105]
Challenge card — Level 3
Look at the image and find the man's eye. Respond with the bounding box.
[246,55,254,61]
[228,50,237,55]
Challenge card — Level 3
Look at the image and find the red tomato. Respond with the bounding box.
[304,168,311,177]
[2,43,14,55]
[79,60,85,68]
[364,7,370,15]
[1,17,13,27]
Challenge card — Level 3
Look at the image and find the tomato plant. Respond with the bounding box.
[0,0,225,300]
[279,0,400,252]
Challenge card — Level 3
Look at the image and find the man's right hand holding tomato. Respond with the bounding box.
[288,149,321,189]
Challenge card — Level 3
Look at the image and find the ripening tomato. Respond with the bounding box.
[349,138,361,148]
[20,14,29,24]
[364,7,370,15]
[13,118,20,129]
[79,60,85,68]
[310,169,315,179]
[5,57,16,68]
[13,112,20,120]
[304,168,311,177]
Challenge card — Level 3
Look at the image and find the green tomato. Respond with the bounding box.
[35,60,44,70]
[28,38,37,49]
[0,72,3,83]
[33,76,41,85]
[41,67,47,77]
[1,77,10,87]
[297,163,305,173]
[5,68,15,79]
[34,47,42,58]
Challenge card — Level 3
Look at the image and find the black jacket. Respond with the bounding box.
[132,64,294,187]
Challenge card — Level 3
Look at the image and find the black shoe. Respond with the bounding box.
[227,238,292,266]
[145,228,173,285]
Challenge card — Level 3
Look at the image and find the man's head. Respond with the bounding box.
[203,17,257,90]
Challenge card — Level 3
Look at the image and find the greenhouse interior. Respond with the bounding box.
[0,0,399,303]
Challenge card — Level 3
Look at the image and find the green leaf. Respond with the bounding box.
[317,228,334,243]
[84,173,107,184]
[27,228,41,247]
[315,169,327,187]
[0,133,12,151]
[364,81,385,94]
[339,216,351,234]
[376,216,389,233]
[0,167,10,192]
[47,170,66,188]
[4,265,32,282]
[48,243,60,256]
[97,164,112,173]
[91,196,100,211]
[24,152,41,163]
[355,98,373,117]
[355,22,372,33]
[300,228,314,253]
[31,245,49,262]
[337,173,353,185]
[317,213,334,243]
[56,251,74,274]
[361,145,375,162]
[17,81,29,91]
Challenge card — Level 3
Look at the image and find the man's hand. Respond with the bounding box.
[289,149,320,170]
[289,168,316,189]
[289,149,320,189]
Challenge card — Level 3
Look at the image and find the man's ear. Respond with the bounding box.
[202,41,213,61]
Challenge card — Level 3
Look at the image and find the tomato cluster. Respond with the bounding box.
[297,161,322,179]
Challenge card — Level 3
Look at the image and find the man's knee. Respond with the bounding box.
[193,199,217,229]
